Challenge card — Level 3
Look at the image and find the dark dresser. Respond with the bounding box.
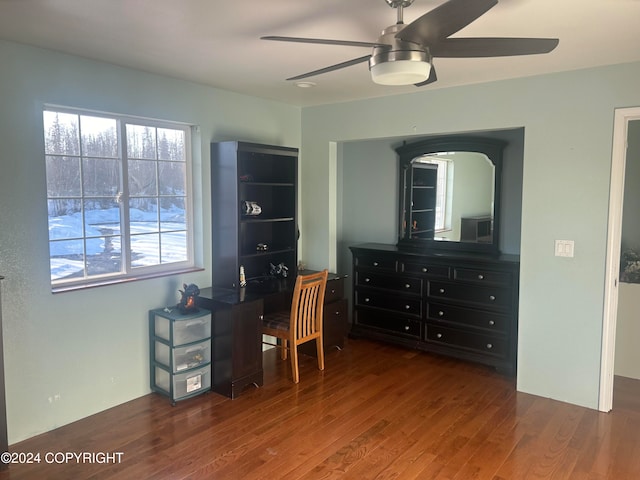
[350,243,519,375]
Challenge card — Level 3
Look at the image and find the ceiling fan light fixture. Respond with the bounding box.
[369,44,431,86]
[370,59,431,85]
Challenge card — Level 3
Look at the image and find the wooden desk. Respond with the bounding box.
[196,288,264,399]
[197,271,348,398]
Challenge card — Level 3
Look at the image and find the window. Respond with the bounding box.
[43,107,194,290]
[419,156,453,232]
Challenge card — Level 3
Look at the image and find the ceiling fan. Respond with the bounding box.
[261,0,559,87]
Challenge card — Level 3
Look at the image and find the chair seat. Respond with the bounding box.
[262,311,290,331]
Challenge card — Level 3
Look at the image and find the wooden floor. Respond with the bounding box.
[2,339,640,479]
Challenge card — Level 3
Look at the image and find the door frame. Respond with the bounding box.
[600,106,640,411]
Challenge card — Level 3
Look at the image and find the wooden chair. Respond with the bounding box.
[262,269,328,383]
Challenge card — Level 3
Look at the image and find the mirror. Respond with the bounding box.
[396,136,506,254]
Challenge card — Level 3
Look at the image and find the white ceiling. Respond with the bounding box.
[1,0,639,107]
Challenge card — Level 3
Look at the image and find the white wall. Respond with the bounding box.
[299,61,640,410]
[0,39,300,443]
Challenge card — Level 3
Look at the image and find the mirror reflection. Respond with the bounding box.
[410,152,495,243]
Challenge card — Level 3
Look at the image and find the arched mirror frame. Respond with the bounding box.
[396,136,506,255]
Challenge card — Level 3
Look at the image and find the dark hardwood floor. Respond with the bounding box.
[2,339,640,479]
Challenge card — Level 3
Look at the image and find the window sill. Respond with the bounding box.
[51,267,205,294]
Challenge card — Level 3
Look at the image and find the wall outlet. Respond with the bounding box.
[48,394,61,404]
[555,240,575,257]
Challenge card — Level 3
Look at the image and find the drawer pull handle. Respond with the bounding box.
[405,304,411,310]
[486,343,493,349]
[439,288,445,294]
[404,325,410,331]
[405,283,411,289]
[185,320,206,327]
[438,311,444,317]
[422,267,428,273]
[331,289,336,294]
[373,261,379,266]
[489,295,496,301]
[436,333,443,339]
[365,278,370,283]
[488,320,495,326]
[335,311,341,315]
[365,298,370,303]
[478,274,484,280]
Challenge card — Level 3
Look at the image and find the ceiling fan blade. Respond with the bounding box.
[286,55,371,81]
[415,65,438,87]
[261,36,385,48]
[430,37,559,57]
[398,0,498,45]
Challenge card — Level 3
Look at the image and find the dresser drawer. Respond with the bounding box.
[453,267,512,286]
[355,289,422,316]
[426,325,508,358]
[325,277,344,304]
[355,310,422,339]
[428,281,512,310]
[354,254,397,271]
[427,302,509,333]
[401,261,450,279]
[356,271,422,294]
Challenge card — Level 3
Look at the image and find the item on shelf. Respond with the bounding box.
[256,243,269,252]
[242,200,262,216]
[177,283,200,313]
[269,262,289,278]
[239,265,247,287]
[239,174,253,182]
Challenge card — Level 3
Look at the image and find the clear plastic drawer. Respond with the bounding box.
[154,365,211,400]
[154,312,211,345]
[155,339,211,373]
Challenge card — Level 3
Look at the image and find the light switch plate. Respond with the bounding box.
[555,239,575,257]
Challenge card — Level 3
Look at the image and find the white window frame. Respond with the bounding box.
[43,105,196,291]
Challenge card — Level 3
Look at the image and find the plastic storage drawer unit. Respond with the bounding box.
[149,308,212,404]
